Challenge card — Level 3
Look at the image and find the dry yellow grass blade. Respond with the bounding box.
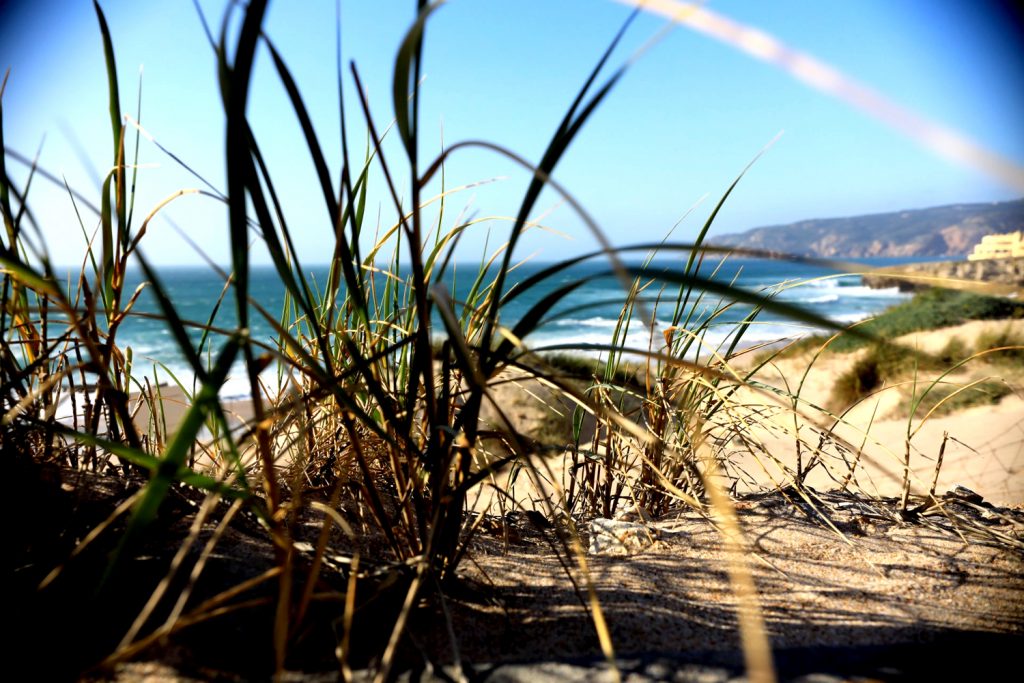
[616,0,1024,192]
[693,417,776,683]
[117,491,223,650]
[373,560,426,683]
[308,501,362,683]
[163,498,246,629]
[38,489,144,590]
[100,567,283,667]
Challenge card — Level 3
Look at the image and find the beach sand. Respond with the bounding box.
[427,493,1023,679]
[729,319,1024,506]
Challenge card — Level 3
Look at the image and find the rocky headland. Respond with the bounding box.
[713,199,1023,258]
[862,257,1024,292]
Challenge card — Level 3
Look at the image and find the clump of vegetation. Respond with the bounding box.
[840,288,1024,351]
[829,343,938,409]
[828,322,1023,412]
[912,380,1013,417]
[830,352,883,409]
[538,352,644,388]
[974,325,1024,366]
[779,288,1024,360]
[936,335,970,365]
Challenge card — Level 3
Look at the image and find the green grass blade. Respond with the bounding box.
[93,0,123,169]
[264,39,338,225]
[104,333,241,584]
[220,0,267,336]
[482,12,639,354]
[0,68,17,249]
[93,0,127,302]
[392,2,440,159]
[124,66,144,231]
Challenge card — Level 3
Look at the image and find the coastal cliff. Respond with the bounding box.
[713,199,1024,258]
[862,257,1024,292]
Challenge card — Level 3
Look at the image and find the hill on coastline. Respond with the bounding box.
[711,199,1024,258]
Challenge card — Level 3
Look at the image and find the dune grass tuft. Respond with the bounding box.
[974,325,1024,366]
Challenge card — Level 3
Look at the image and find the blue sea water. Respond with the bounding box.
[111,256,921,397]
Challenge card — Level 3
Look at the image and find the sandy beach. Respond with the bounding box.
[430,492,1023,678]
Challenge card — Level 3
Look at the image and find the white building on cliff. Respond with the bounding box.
[967,231,1024,260]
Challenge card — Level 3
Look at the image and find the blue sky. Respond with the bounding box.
[1,0,1022,266]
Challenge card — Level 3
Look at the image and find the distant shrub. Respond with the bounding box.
[974,326,1024,366]
[761,288,1024,363]
[829,322,1022,413]
[830,343,940,410]
[913,380,1013,417]
[540,352,643,389]
[831,355,881,410]
[937,336,969,365]
[827,288,1024,353]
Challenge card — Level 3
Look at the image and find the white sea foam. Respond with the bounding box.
[528,317,817,361]
[771,281,902,300]
[553,316,622,328]
[831,285,903,298]
[795,294,840,304]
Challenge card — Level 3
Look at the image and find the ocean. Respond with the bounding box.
[111,256,921,398]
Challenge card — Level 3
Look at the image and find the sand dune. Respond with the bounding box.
[736,319,1024,505]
